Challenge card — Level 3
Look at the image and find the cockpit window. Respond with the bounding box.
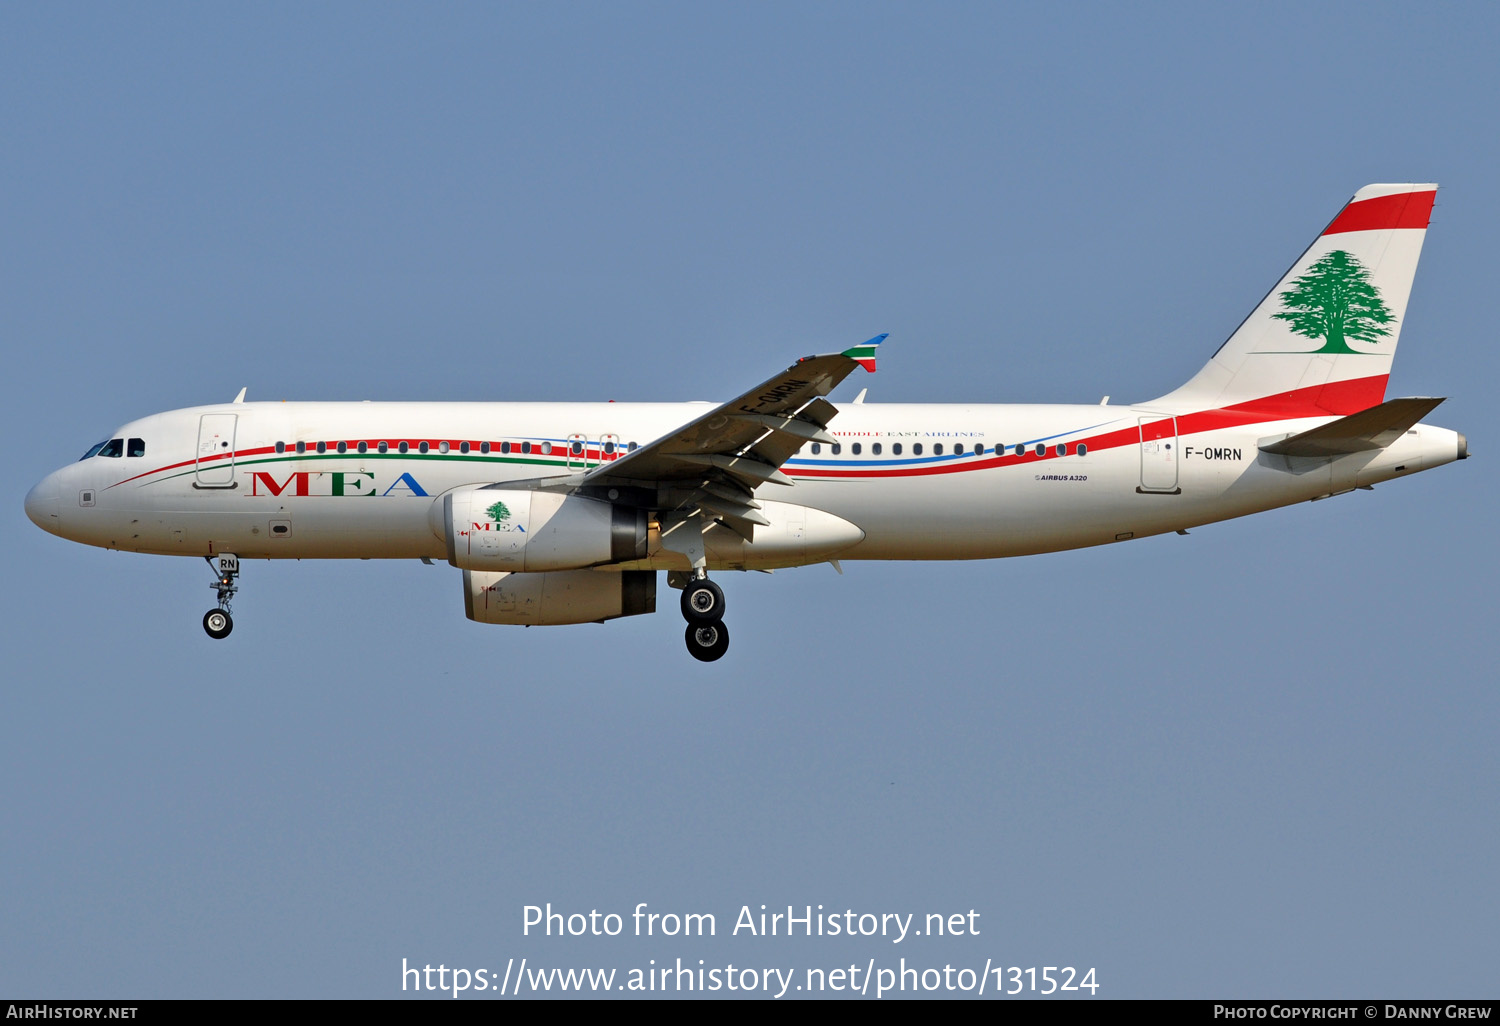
[97,438,124,458]
[127,438,146,457]
[79,441,108,461]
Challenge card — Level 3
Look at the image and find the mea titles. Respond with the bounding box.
[523,903,980,943]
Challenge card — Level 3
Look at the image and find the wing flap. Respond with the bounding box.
[665,453,795,486]
[729,411,839,445]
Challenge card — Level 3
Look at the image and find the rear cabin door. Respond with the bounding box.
[196,414,238,487]
[1137,416,1180,493]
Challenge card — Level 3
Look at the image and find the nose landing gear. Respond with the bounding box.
[203,607,233,639]
[202,554,239,640]
[679,573,728,661]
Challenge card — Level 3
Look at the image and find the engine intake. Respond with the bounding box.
[434,488,648,572]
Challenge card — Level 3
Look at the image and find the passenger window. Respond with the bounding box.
[872,442,882,455]
[99,438,124,458]
[832,444,842,455]
[338,442,349,454]
[570,441,583,456]
[1077,443,1088,456]
[1035,444,1045,455]
[357,441,368,454]
[317,441,328,454]
[419,442,429,454]
[603,441,615,454]
[934,443,944,456]
[501,441,511,454]
[378,441,388,453]
[893,443,902,455]
[128,438,146,457]
[627,442,638,451]
[852,443,862,455]
[953,443,964,455]
[439,442,450,454]
[541,442,552,455]
[296,441,306,454]
[398,441,408,454]
[913,443,923,455]
[521,441,531,455]
[811,443,821,455]
[1056,444,1067,456]
[480,441,491,454]
[460,442,470,454]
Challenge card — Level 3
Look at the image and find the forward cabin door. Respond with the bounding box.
[196,414,238,487]
[1137,416,1180,493]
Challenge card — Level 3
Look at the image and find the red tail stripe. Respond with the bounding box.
[1322,190,1434,236]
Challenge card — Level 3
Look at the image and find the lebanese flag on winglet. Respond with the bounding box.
[1322,184,1436,235]
[841,333,887,373]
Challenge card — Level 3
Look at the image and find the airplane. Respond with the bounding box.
[25,184,1466,662]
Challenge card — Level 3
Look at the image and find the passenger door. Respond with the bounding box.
[196,414,238,487]
[1137,416,1180,493]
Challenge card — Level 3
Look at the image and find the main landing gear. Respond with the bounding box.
[681,574,728,662]
[203,553,239,640]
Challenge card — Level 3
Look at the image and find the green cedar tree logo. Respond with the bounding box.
[1271,249,1395,354]
[486,500,511,524]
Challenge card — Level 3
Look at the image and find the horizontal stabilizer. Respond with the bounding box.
[1259,396,1445,457]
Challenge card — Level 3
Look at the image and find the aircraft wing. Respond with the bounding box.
[576,335,885,537]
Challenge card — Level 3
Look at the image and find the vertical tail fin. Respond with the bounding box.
[1151,184,1436,417]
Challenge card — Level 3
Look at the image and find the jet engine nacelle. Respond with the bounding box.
[433,488,648,572]
[464,568,657,625]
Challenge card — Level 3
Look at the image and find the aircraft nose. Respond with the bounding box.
[25,473,62,535]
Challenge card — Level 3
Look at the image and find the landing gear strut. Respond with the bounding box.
[203,553,239,640]
[679,571,728,662]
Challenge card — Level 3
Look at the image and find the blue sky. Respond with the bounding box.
[3,2,1495,998]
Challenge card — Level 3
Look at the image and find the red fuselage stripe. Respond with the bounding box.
[104,374,1393,487]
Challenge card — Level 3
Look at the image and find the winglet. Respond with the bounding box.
[841,333,887,373]
[232,387,247,404]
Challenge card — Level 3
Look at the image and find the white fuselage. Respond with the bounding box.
[25,399,1465,568]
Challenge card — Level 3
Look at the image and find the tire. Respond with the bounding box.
[684,621,729,662]
[203,609,233,640]
[680,579,725,624]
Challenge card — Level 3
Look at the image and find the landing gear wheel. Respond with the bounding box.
[681,579,725,624]
[203,608,233,640]
[685,622,729,662]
